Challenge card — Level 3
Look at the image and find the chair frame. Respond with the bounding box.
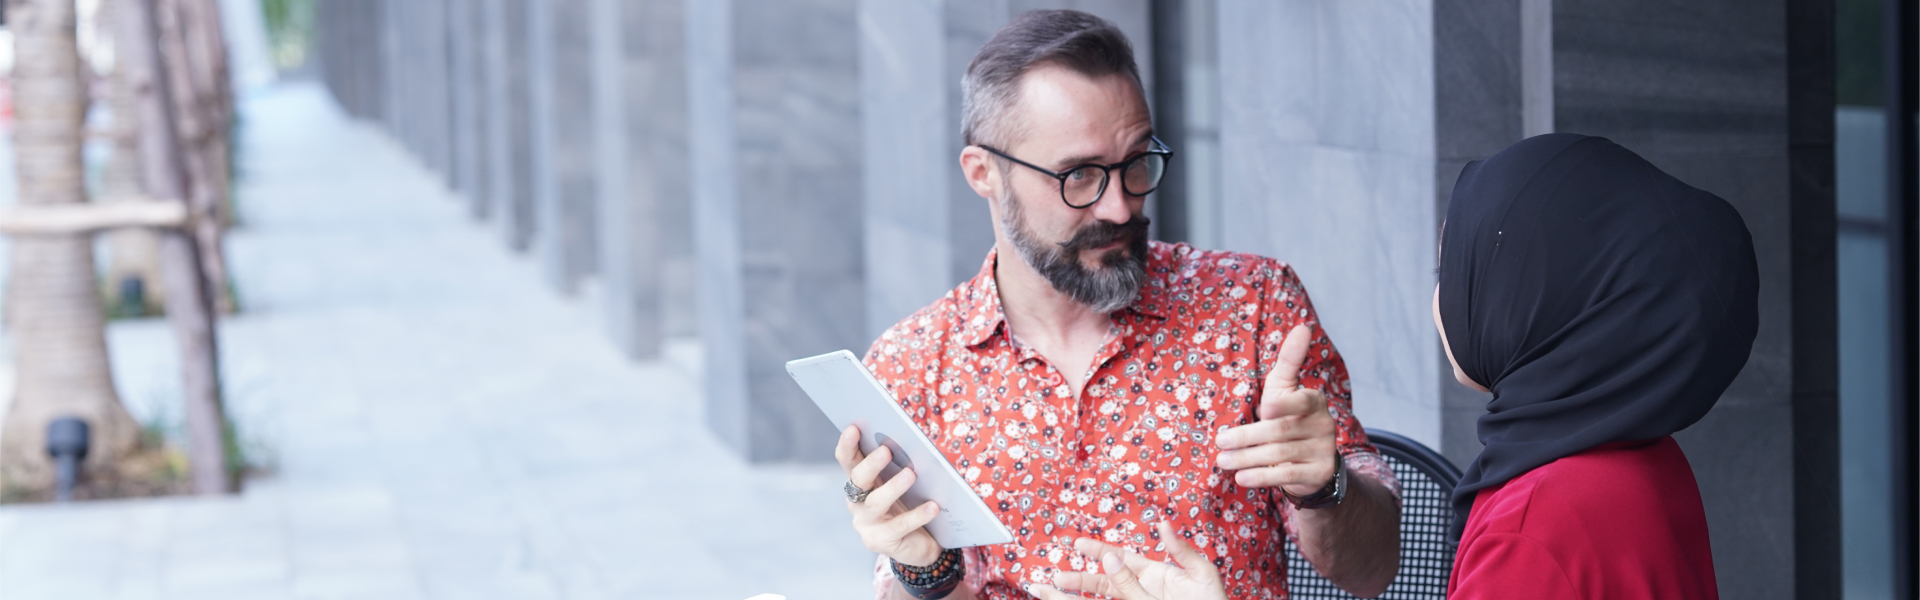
[1283,428,1465,600]
[1363,428,1464,490]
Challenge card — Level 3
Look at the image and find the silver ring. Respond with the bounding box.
[845,480,871,503]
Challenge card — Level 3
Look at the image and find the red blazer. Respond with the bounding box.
[1448,436,1718,599]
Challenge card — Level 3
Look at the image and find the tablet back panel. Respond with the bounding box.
[786,350,1014,548]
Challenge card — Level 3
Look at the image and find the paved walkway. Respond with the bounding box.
[0,82,873,600]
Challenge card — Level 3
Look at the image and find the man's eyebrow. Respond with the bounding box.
[1051,131,1157,170]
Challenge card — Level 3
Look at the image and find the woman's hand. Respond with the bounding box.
[1025,522,1227,600]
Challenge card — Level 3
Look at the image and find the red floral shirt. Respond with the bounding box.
[865,242,1398,600]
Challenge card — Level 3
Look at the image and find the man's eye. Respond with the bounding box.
[1067,168,1093,181]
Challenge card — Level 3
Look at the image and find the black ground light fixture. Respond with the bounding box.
[119,276,145,317]
[45,417,89,502]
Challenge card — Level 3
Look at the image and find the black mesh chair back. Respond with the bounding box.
[1284,428,1464,600]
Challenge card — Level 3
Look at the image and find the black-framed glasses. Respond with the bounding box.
[978,137,1173,209]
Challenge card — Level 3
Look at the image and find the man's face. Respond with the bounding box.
[992,65,1155,312]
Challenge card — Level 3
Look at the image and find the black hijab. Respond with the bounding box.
[1438,133,1759,544]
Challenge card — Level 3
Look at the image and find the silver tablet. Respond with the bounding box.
[786,350,1014,549]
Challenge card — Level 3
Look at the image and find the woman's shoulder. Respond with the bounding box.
[1469,436,1705,539]
[1520,436,1697,504]
[1456,436,1718,598]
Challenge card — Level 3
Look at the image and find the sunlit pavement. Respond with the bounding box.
[0,81,873,600]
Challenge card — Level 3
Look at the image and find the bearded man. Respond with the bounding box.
[835,10,1402,600]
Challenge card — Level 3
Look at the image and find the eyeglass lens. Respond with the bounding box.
[1062,153,1167,207]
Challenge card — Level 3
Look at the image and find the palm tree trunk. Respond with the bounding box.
[177,0,234,228]
[0,0,142,489]
[156,0,233,314]
[102,0,168,315]
[119,0,230,494]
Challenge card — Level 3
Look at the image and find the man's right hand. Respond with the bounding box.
[836,425,945,567]
[1028,521,1227,600]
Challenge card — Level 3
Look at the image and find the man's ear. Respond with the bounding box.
[959,146,1000,200]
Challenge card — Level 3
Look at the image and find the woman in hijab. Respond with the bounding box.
[1437,132,1756,598]
[1032,132,1756,600]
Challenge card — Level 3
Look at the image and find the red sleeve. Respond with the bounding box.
[1449,533,1582,600]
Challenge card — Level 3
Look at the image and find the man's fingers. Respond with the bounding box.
[1101,553,1158,600]
[1072,537,1125,561]
[860,465,916,517]
[849,445,893,491]
[835,425,864,472]
[1072,538,1170,585]
[1050,570,1114,597]
[887,500,940,537]
[1216,418,1320,451]
[1231,462,1330,490]
[1265,324,1314,396]
[1156,522,1219,584]
[1215,439,1321,471]
[1214,420,1279,451]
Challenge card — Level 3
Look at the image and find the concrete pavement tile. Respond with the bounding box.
[290,567,424,600]
[290,535,413,572]
[161,580,296,600]
[419,571,561,600]
[163,554,290,588]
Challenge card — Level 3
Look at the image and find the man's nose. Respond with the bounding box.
[1087,174,1136,223]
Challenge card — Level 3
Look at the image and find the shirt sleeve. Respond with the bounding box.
[871,548,991,600]
[1259,262,1403,544]
[1448,533,1582,600]
[1255,261,1377,461]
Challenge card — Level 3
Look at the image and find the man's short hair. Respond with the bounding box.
[961,10,1145,150]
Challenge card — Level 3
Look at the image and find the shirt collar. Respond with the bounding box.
[957,244,1173,349]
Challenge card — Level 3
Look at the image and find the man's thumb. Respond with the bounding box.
[1266,324,1313,395]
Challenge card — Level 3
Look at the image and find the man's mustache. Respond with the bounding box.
[1059,215,1151,253]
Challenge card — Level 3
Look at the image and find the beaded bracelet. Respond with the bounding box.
[892,548,964,600]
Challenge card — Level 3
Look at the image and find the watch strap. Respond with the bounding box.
[1284,454,1348,510]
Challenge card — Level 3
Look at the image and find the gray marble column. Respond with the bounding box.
[858,0,1152,339]
[480,0,513,229]
[858,0,950,340]
[405,0,430,162]
[318,0,383,119]
[448,0,489,218]
[420,0,454,185]
[525,0,568,289]
[1216,0,1443,448]
[1433,0,1522,469]
[691,0,864,462]
[540,0,598,293]
[591,0,691,360]
[381,0,404,140]
[1197,0,1828,594]
[1550,1,1825,597]
[498,0,537,252]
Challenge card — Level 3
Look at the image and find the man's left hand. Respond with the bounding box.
[1213,324,1339,497]
[1026,522,1226,600]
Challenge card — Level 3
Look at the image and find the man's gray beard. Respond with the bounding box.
[999,187,1151,314]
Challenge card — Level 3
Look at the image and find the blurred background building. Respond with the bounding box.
[302,1,1912,598]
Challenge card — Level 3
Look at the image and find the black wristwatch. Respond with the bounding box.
[1283,454,1348,510]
